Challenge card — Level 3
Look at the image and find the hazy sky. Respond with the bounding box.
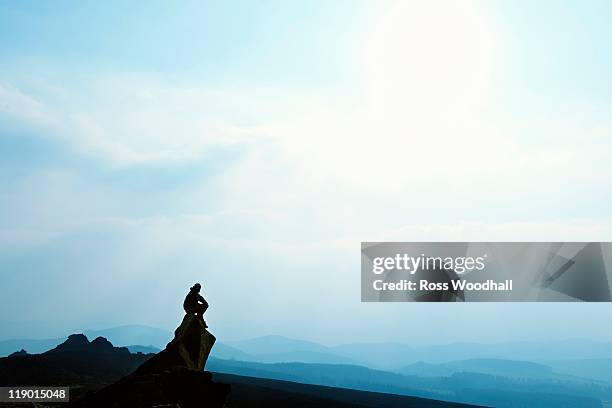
[2,0,612,344]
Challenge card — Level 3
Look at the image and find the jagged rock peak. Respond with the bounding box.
[133,314,216,375]
[91,336,115,351]
[47,333,90,352]
[8,349,28,357]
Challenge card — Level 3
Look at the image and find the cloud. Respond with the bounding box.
[3,69,612,243]
[1,76,285,168]
[365,220,612,242]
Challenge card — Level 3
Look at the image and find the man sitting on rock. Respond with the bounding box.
[183,283,209,327]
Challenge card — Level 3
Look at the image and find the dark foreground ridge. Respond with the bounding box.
[216,372,479,408]
[0,333,151,389]
[0,329,482,407]
[70,314,229,408]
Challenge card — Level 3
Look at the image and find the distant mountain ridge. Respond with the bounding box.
[0,332,476,408]
[399,358,554,378]
[227,335,331,355]
[0,337,64,357]
[207,357,609,408]
[2,329,611,407]
[5,326,612,388]
[0,333,153,393]
[545,358,612,384]
[0,325,170,357]
[225,335,612,371]
[84,325,172,348]
[6,325,612,367]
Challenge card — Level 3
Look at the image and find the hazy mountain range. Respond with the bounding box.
[4,326,612,407]
[0,325,169,357]
[0,334,475,408]
[206,358,608,408]
[4,325,612,385]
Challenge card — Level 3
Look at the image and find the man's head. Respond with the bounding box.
[191,283,201,292]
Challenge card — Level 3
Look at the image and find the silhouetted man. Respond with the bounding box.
[184,283,209,327]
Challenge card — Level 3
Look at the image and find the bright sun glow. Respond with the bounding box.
[280,1,501,188]
[364,0,495,118]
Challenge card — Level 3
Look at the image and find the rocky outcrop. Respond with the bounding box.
[71,316,228,408]
[0,334,152,388]
[47,333,90,352]
[46,333,129,355]
[135,314,215,375]
[71,366,229,408]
